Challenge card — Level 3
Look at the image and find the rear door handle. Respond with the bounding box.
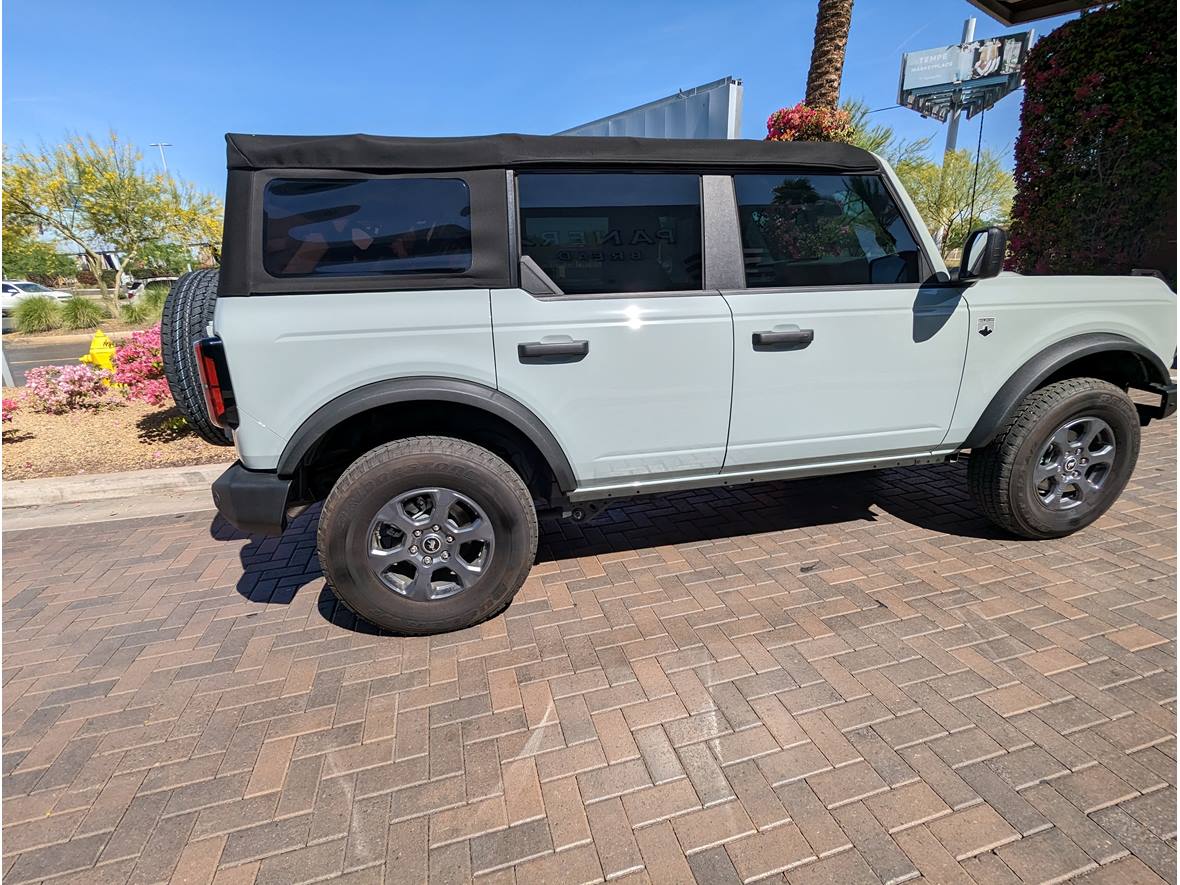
[517,340,590,362]
[752,329,813,350]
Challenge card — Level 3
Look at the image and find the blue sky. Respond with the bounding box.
[3,0,1078,196]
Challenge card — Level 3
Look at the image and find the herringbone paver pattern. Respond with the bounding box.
[3,420,1175,884]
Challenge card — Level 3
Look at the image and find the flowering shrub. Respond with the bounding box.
[766,103,854,143]
[113,324,172,405]
[2,397,18,424]
[1009,0,1175,283]
[23,364,111,414]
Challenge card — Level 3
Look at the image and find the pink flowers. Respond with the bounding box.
[113,325,173,406]
[2,397,17,424]
[766,103,855,143]
[23,364,112,414]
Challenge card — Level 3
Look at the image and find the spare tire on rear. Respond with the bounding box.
[161,269,233,446]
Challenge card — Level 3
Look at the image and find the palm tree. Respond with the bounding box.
[804,0,855,110]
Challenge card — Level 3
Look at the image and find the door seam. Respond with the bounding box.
[720,290,737,472]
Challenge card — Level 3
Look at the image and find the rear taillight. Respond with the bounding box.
[193,337,238,429]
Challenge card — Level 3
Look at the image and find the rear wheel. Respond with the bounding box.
[968,377,1140,539]
[317,436,538,634]
[161,269,232,446]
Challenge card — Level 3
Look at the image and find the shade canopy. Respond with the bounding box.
[965,0,1105,24]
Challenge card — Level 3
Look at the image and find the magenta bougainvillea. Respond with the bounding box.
[2,397,18,424]
[1009,0,1176,283]
[23,365,111,414]
[113,324,172,405]
[766,103,855,143]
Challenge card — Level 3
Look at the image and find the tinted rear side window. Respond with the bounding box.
[263,178,471,277]
[517,173,702,294]
[734,174,921,288]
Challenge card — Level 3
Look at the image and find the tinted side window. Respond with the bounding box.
[517,173,702,294]
[263,178,471,277]
[734,174,921,288]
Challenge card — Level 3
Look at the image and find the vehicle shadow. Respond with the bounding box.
[211,459,1009,633]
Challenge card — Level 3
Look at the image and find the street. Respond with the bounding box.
[2,339,89,386]
[2,419,1174,884]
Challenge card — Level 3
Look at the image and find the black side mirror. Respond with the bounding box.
[958,227,1007,282]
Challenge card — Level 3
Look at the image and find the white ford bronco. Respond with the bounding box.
[162,133,1176,634]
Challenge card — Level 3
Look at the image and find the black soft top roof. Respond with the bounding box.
[225,132,880,174]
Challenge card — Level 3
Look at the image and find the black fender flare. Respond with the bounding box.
[962,332,1172,449]
[277,377,577,492]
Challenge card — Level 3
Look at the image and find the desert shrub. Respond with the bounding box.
[23,364,111,414]
[766,102,855,142]
[2,397,18,424]
[120,300,153,326]
[59,295,108,330]
[113,324,171,405]
[140,282,171,315]
[1009,0,1176,283]
[13,295,63,333]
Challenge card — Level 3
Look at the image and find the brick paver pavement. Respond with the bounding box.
[3,420,1175,884]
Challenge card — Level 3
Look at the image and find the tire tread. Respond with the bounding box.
[161,269,231,446]
[316,435,538,634]
[968,377,1137,537]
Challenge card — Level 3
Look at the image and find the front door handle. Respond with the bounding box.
[752,329,813,350]
[517,340,590,363]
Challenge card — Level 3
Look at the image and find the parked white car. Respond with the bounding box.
[1,280,72,315]
[126,277,179,300]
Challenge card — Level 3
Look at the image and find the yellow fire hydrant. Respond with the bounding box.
[80,329,118,384]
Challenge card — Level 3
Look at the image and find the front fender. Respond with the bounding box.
[960,333,1171,449]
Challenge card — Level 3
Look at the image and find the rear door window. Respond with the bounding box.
[262,178,472,277]
[517,173,702,295]
[733,174,921,288]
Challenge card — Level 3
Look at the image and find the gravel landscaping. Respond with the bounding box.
[2,387,233,479]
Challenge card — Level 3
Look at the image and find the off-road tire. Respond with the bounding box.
[161,269,232,446]
[968,378,1140,539]
[317,436,539,634]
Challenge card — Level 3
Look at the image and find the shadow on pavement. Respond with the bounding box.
[211,460,1010,634]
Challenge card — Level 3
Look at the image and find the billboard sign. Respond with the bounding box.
[899,31,1032,121]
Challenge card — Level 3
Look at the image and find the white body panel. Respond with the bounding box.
[945,273,1177,445]
[722,285,969,467]
[216,157,1175,496]
[490,288,732,483]
[214,290,497,469]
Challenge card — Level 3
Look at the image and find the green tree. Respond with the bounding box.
[899,149,1015,254]
[124,242,196,278]
[3,133,222,306]
[842,99,932,172]
[1,222,76,283]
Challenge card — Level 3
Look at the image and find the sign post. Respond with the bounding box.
[945,18,977,154]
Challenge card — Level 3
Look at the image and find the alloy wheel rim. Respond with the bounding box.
[1032,416,1116,511]
[366,487,494,600]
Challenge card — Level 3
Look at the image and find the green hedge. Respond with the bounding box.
[1009,0,1176,285]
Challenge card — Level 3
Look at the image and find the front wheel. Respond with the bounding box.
[317,436,538,634]
[968,378,1141,539]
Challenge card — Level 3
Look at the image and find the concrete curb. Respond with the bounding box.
[3,462,231,531]
[3,328,141,347]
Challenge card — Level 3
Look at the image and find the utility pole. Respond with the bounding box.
[149,142,173,174]
[934,16,976,251]
[944,17,976,155]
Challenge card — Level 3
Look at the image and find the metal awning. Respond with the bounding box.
[965,0,1106,24]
